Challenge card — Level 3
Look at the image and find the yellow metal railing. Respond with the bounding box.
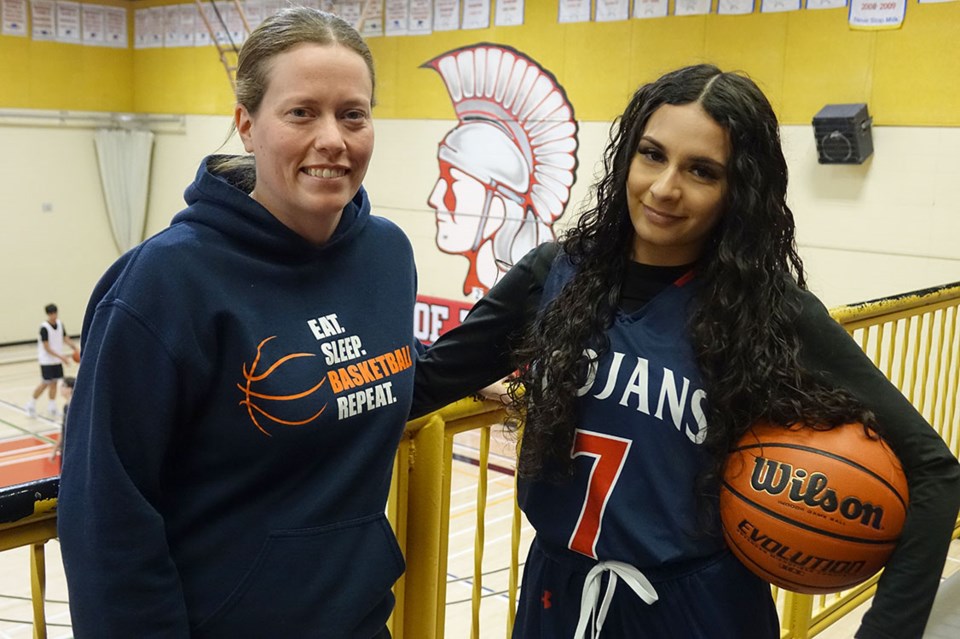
[387,398,508,638]
[776,282,960,639]
[1,281,957,638]
[0,482,58,639]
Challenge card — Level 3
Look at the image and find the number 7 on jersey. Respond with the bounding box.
[568,429,632,559]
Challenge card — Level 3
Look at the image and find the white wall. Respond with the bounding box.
[782,126,960,307]
[0,115,957,344]
[143,116,244,239]
[0,123,116,345]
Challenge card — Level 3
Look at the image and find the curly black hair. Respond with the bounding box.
[507,65,873,506]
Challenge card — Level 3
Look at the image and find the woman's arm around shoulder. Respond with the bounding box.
[411,242,560,418]
[793,288,960,639]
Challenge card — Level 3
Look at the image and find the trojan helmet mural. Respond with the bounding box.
[423,43,579,297]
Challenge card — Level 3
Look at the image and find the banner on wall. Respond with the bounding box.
[760,0,801,12]
[102,5,126,47]
[337,0,362,25]
[30,0,54,40]
[849,0,907,28]
[384,0,408,35]
[494,0,524,26]
[433,0,459,30]
[596,0,630,21]
[414,295,475,345]
[805,0,847,8]
[2,0,28,36]
[81,3,104,44]
[719,0,755,15]
[558,0,591,22]
[361,0,384,36]
[674,0,712,15]
[634,0,669,17]
[55,0,80,43]
[408,0,432,34]
[461,0,490,29]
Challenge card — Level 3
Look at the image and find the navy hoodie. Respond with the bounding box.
[58,156,417,638]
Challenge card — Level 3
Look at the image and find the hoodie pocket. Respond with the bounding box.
[195,512,405,639]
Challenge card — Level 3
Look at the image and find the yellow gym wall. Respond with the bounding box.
[329,5,960,126]
[3,2,960,124]
[0,0,132,110]
[128,0,236,113]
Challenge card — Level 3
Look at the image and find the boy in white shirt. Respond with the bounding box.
[26,303,79,418]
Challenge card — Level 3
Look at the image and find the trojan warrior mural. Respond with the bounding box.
[423,44,579,298]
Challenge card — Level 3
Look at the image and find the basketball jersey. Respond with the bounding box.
[37,320,65,365]
[518,253,726,568]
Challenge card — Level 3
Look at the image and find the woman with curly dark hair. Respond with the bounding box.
[413,64,959,639]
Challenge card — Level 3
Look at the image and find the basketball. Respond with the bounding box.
[720,421,908,594]
[72,351,80,363]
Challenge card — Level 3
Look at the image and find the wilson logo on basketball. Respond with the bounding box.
[749,457,886,530]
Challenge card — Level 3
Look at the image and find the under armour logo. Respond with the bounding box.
[541,590,552,609]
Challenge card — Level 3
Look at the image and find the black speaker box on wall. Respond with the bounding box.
[812,104,874,165]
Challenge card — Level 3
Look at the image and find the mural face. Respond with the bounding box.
[423,44,579,298]
[429,163,506,255]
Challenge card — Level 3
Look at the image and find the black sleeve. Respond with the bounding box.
[793,289,960,639]
[39,326,49,342]
[411,242,559,418]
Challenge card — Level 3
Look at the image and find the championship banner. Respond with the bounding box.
[849,0,906,29]
[414,295,476,345]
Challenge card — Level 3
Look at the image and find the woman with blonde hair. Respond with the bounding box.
[59,9,415,637]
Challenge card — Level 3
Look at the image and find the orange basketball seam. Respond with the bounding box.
[239,378,326,402]
[242,399,326,427]
[238,336,328,436]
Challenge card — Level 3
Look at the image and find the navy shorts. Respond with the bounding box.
[40,364,64,382]
[513,539,779,639]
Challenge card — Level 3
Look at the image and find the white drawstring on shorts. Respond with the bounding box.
[573,560,659,639]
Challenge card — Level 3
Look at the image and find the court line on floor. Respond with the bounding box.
[0,423,57,447]
[0,452,55,469]
[452,451,516,477]
[450,474,514,499]
[445,570,517,604]
[450,487,516,516]
[448,530,521,562]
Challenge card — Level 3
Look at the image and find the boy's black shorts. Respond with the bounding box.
[40,364,64,382]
